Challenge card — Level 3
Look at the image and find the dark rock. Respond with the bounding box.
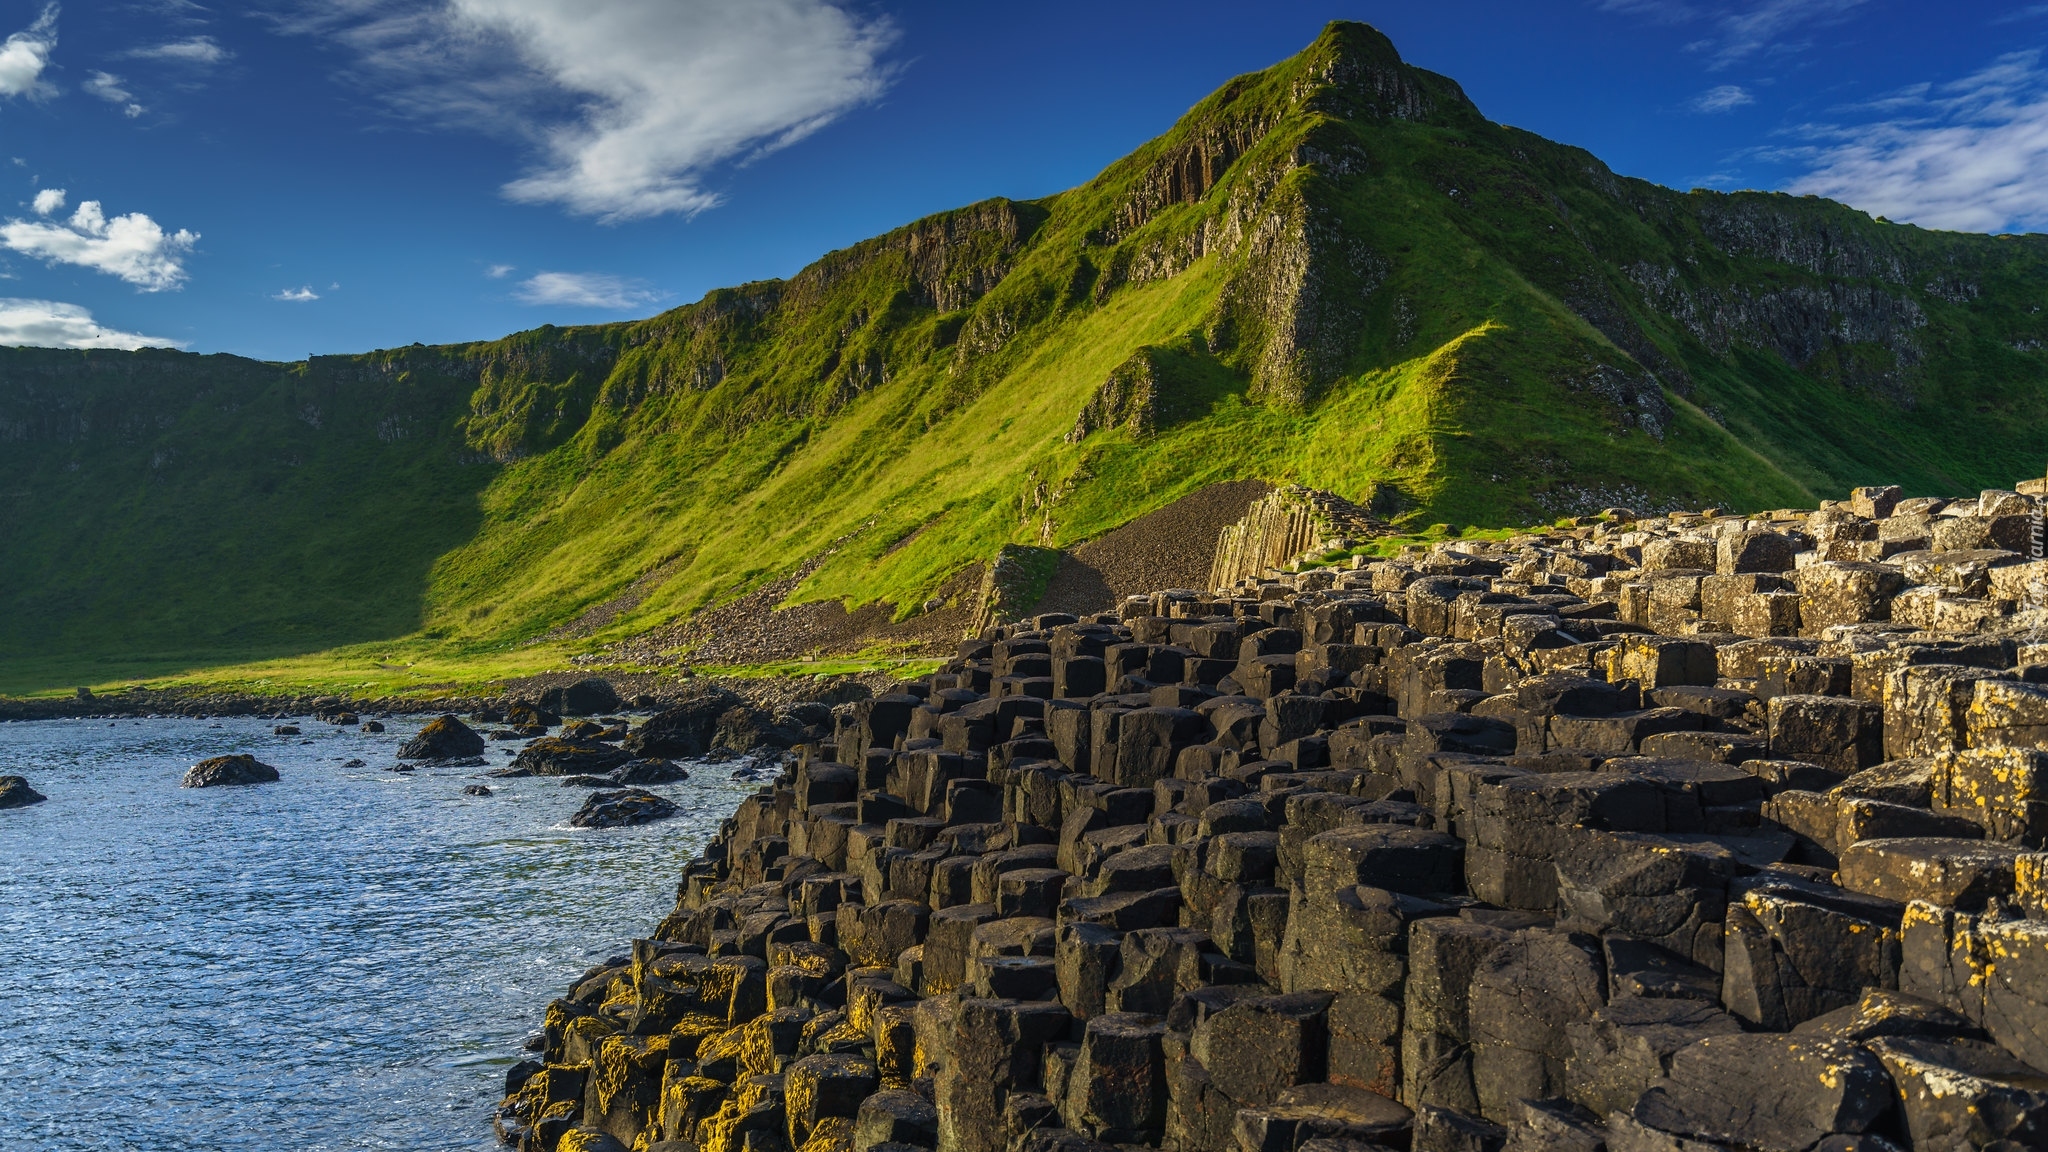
[1191,991,1333,1108]
[1868,1034,2048,1151]
[1794,987,1977,1045]
[398,714,486,760]
[512,737,634,778]
[0,775,46,808]
[626,690,744,759]
[181,754,280,788]
[1234,1081,1412,1152]
[1632,1033,1893,1152]
[273,724,300,735]
[569,788,678,828]
[539,677,621,717]
[1564,996,1742,1119]
[1412,1105,1506,1152]
[612,758,690,785]
[463,785,493,797]
[854,1089,938,1150]
[1469,928,1607,1121]
[787,1053,880,1147]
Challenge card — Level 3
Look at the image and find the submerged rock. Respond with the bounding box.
[611,758,689,785]
[569,787,677,828]
[463,785,492,797]
[181,755,279,788]
[0,775,47,808]
[398,714,486,760]
[511,737,631,777]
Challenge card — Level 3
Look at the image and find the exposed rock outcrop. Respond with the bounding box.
[495,469,2048,1152]
[181,755,279,788]
[0,775,46,807]
[399,715,488,760]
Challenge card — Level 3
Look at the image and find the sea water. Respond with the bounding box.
[0,715,759,1151]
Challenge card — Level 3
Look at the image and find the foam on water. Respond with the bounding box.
[0,714,758,1151]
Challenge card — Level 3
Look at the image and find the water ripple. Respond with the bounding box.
[0,716,757,1151]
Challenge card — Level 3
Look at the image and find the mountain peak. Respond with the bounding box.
[1290,20,1478,125]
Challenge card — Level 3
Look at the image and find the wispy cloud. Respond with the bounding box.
[1603,0,1871,69]
[1711,0,1868,67]
[0,192,199,291]
[85,70,145,117]
[126,35,229,65]
[273,285,318,301]
[513,270,660,309]
[0,297,179,349]
[484,263,515,278]
[279,0,897,222]
[1787,50,2048,232]
[1692,84,1755,112]
[0,6,57,99]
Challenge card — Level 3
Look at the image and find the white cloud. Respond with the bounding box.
[514,270,659,309]
[295,0,896,222]
[85,70,145,117]
[127,35,229,65]
[485,262,515,278]
[1692,84,1755,113]
[0,6,57,99]
[1604,0,1870,69]
[31,187,63,215]
[0,297,179,349]
[1788,50,2048,232]
[1711,0,1867,67]
[0,198,199,291]
[273,285,318,301]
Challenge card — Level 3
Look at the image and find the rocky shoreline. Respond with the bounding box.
[0,671,891,726]
[486,481,2048,1152]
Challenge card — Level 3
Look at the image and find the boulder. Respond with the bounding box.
[541,677,622,717]
[626,690,744,759]
[398,713,486,760]
[0,775,46,807]
[570,788,678,828]
[612,758,691,785]
[181,754,280,788]
[513,737,634,778]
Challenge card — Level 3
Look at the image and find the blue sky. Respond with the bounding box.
[2,0,2046,360]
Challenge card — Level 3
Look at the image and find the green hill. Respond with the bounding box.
[4,21,2047,695]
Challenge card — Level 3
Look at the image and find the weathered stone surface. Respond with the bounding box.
[1632,1033,1893,1152]
[1467,929,1606,1122]
[399,713,487,759]
[1869,1035,2048,1151]
[1190,991,1333,1108]
[0,774,48,807]
[181,754,279,787]
[1838,836,2024,908]
[570,787,679,828]
[1564,997,1742,1120]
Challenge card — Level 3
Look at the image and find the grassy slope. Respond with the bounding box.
[3,21,2046,696]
